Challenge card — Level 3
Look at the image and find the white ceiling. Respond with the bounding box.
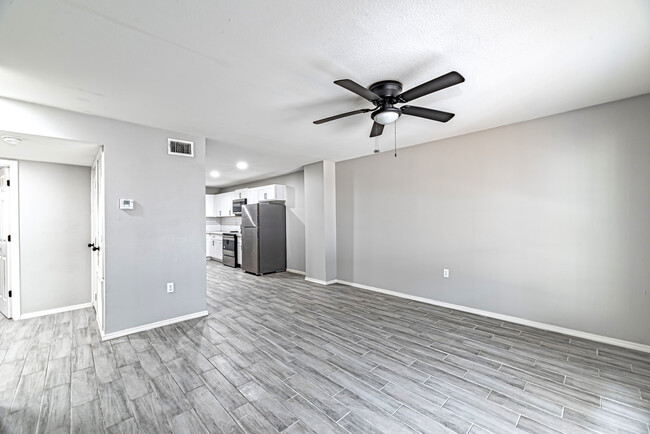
[1,1,648,187]
[0,130,99,167]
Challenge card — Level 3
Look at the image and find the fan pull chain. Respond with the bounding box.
[394,121,397,157]
[374,136,379,154]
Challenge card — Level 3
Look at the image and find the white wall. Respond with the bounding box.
[19,161,91,314]
[0,97,207,334]
[221,170,306,272]
[336,94,650,346]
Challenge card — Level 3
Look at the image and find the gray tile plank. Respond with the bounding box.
[131,392,173,434]
[333,388,418,434]
[11,370,46,412]
[239,380,298,431]
[393,404,457,434]
[282,394,348,434]
[200,368,248,411]
[98,379,134,428]
[284,373,350,422]
[186,386,243,434]
[165,357,203,393]
[169,409,209,434]
[230,402,278,434]
[119,362,152,400]
[136,349,168,379]
[71,367,99,407]
[45,356,71,389]
[71,399,104,434]
[37,384,71,434]
[150,373,192,417]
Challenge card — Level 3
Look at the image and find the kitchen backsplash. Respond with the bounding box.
[206,216,241,233]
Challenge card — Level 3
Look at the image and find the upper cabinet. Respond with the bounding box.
[233,189,247,200]
[205,194,216,217]
[215,192,234,217]
[206,184,286,217]
[256,184,286,202]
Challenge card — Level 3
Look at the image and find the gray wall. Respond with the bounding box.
[222,171,306,272]
[336,94,650,346]
[304,161,337,282]
[0,97,207,334]
[19,161,91,314]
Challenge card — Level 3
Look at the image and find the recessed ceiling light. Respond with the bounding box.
[2,136,22,146]
[209,170,220,178]
[236,161,248,170]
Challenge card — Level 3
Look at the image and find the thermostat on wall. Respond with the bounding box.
[119,199,134,210]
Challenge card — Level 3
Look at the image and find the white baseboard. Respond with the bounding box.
[286,268,306,276]
[335,279,650,354]
[18,302,93,320]
[305,277,337,285]
[100,310,209,341]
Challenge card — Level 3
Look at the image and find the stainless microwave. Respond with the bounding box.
[232,198,247,215]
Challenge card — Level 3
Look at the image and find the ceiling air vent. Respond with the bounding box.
[168,138,194,157]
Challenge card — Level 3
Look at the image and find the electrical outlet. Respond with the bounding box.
[443,268,450,278]
[167,282,174,293]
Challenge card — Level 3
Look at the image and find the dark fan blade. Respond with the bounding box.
[313,108,372,124]
[370,122,384,137]
[401,105,455,122]
[334,79,381,102]
[399,71,465,103]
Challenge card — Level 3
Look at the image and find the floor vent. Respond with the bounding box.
[168,138,194,157]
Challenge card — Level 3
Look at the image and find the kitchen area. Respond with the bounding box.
[206,184,287,275]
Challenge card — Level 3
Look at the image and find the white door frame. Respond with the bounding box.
[0,159,21,319]
[90,148,105,333]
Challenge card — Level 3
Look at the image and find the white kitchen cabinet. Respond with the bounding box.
[257,184,286,202]
[208,234,222,260]
[247,188,259,204]
[205,194,217,217]
[215,192,234,216]
[234,189,247,200]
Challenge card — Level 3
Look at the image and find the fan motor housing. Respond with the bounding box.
[369,80,403,100]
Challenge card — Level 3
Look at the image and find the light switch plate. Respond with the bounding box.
[443,268,450,278]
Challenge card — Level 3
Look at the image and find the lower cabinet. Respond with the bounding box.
[208,234,222,260]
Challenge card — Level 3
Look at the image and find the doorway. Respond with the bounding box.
[0,130,101,323]
[0,159,20,319]
[90,149,105,332]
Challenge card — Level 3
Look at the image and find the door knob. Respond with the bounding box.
[92,246,100,252]
[88,243,95,248]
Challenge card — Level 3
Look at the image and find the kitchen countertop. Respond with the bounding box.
[206,232,241,235]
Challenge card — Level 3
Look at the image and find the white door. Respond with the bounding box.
[91,150,105,332]
[0,167,10,318]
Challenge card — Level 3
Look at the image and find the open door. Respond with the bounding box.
[90,149,105,332]
[0,160,19,319]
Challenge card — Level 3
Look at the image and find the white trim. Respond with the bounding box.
[18,302,93,320]
[305,277,337,285]
[286,268,306,276]
[335,279,650,354]
[100,310,209,341]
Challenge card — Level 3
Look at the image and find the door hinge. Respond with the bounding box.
[6,180,9,187]
[8,290,11,297]
[7,235,10,242]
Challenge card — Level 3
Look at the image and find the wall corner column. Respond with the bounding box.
[304,160,337,284]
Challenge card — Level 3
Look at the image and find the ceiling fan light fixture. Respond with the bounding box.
[372,107,401,125]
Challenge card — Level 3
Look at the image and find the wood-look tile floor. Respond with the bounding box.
[1,261,649,433]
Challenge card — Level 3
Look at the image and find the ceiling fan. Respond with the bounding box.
[313,71,465,137]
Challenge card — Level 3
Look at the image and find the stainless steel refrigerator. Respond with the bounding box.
[241,202,286,275]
